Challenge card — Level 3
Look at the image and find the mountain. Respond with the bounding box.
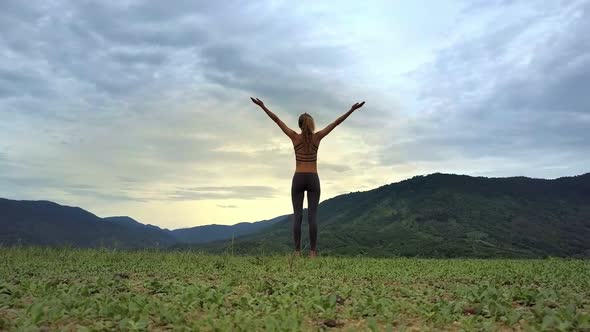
[0,199,174,248]
[0,199,285,248]
[3,172,590,257]
[102,216,177,246]
[170,214,289,244]
[104,216,172,233]
[196,172,590,258]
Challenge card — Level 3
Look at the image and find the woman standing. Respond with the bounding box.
[251,97,365,257]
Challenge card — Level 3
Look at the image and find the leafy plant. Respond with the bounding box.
[0,247,588,331]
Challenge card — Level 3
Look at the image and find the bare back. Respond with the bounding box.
[291,133,322,173]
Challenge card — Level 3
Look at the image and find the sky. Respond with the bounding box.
[1,0,589,229]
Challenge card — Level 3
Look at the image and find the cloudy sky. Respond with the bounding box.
[1,0,589,229]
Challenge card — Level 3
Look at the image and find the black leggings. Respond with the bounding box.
[291,172,321,251]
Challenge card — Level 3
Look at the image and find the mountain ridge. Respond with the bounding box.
[0,198,283,248]
[2,171,589,257]
[192,171,590,257]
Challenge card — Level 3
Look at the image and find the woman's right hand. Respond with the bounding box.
[350,101,365,111]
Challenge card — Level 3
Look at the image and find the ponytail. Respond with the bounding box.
[298,113,315,150]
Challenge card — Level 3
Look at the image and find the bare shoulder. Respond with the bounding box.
[291,132,303,145]
[313,132,322,144]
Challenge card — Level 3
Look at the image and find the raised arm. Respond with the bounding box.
[316,101,365,140]
[251,97,298,140]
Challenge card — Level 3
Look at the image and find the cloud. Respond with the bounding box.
[170,185,279,201]
[63,187,148,203]
[0,1,359,111]
[0,0,366,167]
[321,163,352,173]
[378,0,590,173]
[0,68,53,98]
[1,0,588,227]
[0,173,147,203]
[217,204,238,209]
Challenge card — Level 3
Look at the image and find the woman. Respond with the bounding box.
[250,97,365,258]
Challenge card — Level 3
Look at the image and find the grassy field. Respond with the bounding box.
[0,248,589,331]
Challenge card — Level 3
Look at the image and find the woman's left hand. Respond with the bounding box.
[250,97,265,108]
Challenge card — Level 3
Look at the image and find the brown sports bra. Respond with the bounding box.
[294,140,319,162]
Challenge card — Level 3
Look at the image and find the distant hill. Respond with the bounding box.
[170,214,290,244]
[0,199,174,248]
[0,199,283,248]
[196,172,590,258]
[102,216,177,247]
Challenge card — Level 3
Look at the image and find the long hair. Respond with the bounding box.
[298,113,315,149]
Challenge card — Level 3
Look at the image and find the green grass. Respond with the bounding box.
[1,248,589,331]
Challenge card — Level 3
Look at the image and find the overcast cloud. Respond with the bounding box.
[1,0,588,228]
